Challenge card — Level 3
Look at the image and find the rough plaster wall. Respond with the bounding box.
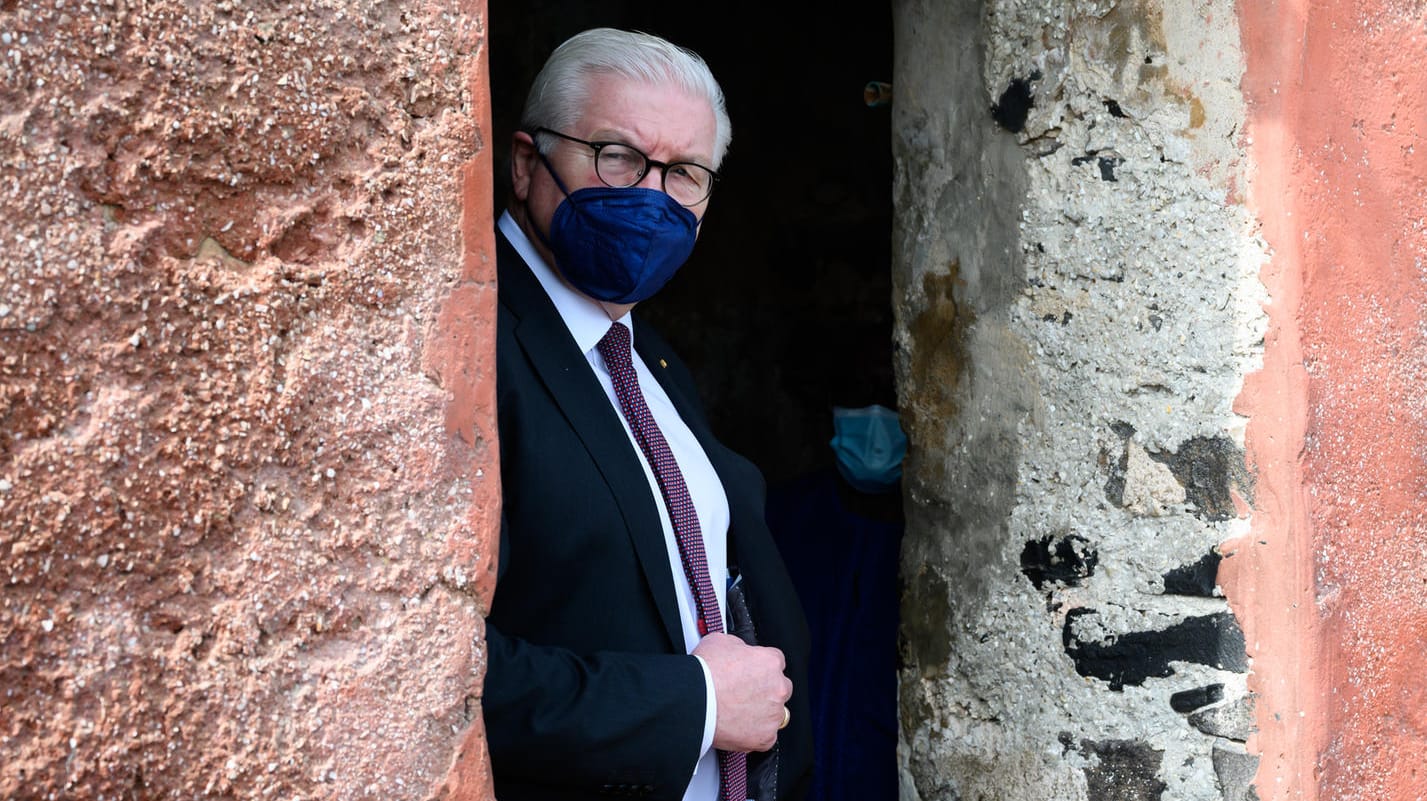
[0,2,497,799]
[892,1,1266,799]
[1230,2,1427,800]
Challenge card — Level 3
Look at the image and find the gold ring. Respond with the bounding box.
[779,707,790,730]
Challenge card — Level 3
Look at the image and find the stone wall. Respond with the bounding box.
[0,1,498,798]
[891,0,1266,798]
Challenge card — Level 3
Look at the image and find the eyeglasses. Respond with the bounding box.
[534,127,719,207]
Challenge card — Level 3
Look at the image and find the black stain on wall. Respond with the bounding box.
[1162,550,1221,597]
[1169,683,1225,713]
[1063,609,1248,690]
[1080,739,1168,801]
[991,71,1039,132]
[1021,533,1098,590]
[1147,436,1252,522]
[901,568,953,679]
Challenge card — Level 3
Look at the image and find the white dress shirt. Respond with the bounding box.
[499,212,726,801]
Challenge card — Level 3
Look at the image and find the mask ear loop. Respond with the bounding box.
[535,147,577,198]
[526,141,577,254]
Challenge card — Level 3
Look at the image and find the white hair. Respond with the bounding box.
[519,28,732,168]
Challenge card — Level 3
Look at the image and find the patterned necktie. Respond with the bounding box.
[597,322,748,801]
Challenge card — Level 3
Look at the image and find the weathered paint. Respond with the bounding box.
[1231,1,1427,800]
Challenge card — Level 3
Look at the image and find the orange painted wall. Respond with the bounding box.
[1233,1,1427,799]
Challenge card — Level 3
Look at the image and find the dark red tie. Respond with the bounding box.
[597,322,747,801]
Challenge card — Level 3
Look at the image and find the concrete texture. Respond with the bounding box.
[892,0,1265,798]
[0,1,498,798]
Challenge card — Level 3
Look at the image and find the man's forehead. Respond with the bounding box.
[581,75,712,122]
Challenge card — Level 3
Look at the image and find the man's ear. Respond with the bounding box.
[510,131,538,203]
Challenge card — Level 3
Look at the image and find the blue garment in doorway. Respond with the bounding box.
[765,467,903,801]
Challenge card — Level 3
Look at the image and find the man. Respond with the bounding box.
[484,27,814,801]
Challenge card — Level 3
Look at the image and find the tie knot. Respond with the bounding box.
[597,322,633,369]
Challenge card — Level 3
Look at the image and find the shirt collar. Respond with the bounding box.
[499,210,633,354]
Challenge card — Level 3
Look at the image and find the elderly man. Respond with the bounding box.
[483,27,814,801]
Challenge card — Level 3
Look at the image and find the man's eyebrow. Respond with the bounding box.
[588,128,713,167]
[584,127,634,145]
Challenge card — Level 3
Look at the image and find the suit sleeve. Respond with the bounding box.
[482,515,710,798]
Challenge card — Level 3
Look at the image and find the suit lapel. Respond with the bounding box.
[498,234,685,652]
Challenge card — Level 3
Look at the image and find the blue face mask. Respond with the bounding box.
[536,154,699,304]
[830,405,908,494]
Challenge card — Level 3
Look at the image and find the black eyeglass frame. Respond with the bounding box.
[532,127,721,206]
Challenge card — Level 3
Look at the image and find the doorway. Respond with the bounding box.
[485,5,901,797]
[486,1,897,484]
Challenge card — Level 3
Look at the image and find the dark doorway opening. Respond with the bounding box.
[487,1,896,485]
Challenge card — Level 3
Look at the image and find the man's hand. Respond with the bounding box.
[692,632,792,753]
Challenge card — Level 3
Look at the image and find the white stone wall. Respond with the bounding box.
[892,1,1268,798]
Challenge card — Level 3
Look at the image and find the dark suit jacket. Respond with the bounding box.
[484,228,813,801]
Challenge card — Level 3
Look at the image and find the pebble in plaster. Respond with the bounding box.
[1121,440,1187,517]
[1187,695,1255,743]
[1210,741,1260,801]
